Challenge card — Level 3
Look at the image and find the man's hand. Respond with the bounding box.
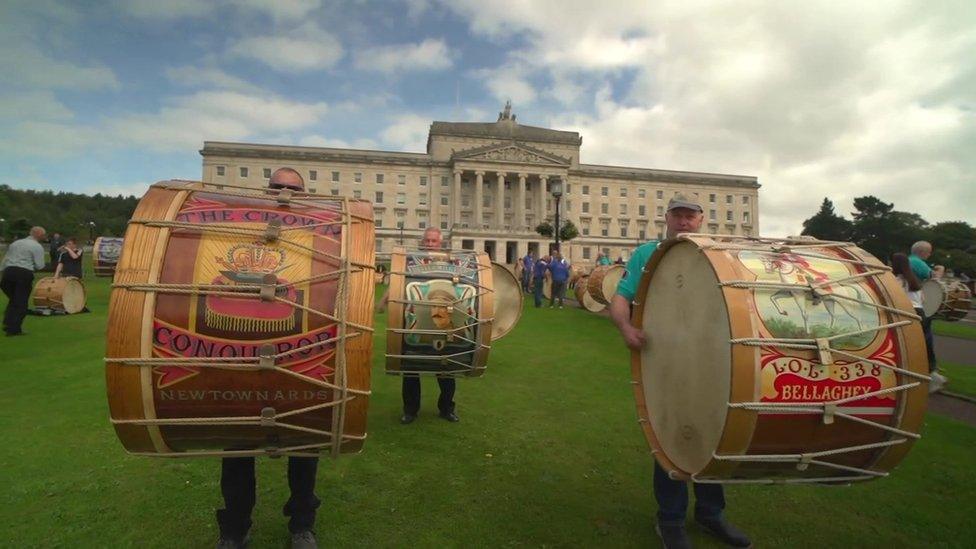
[620,324,646,351]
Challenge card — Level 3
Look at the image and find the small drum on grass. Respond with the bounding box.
[587,265,625,305]
[33,276,86,314]
[490,262,523,339]
[573,275,605,313]
[105,180,375,458]
[93,237,124,278]
[631,235,929,483]
[921,279,971,321]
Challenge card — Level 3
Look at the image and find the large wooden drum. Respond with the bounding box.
[386,249,518,378]
[33,276,86,313]
[921,279,971,321]
[93,237,124,277]
[573,275,605,313]
[631,235,929,483]
[105,181,375,458]
[587,265,625,305]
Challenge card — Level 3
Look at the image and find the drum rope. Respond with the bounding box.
[702,246,887,270]
[692,474,877,485]
[712,437,906,477]
[385,366,486,377]
[150,181,374,220]
[331,197,353,459]
[719,280,919,321]
[124,438,364,459]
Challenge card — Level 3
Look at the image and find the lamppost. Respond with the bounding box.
[551,178,564,253]
[0,218,5,243]
[88,221,95,245]
[398,222,404,245]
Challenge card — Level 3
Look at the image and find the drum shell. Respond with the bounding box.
[573,275,605,313]
[930,279,971,321]
[490,262,523,340]
[33,276,86,313]
[630,236,928,482]
[587,265,625,305]
[93,237,124,278]
[105,181,375,456]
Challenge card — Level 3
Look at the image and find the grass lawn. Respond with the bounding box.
[942,362,976,400]
[934,319,976,341]
[3,258,976,547]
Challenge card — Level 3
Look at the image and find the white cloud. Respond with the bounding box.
[108,91,329,152]
[232,0,322,22]
[473,63,537,106]
[89,181,153,198]
[164,65,259,92]
[229,23,343,72]
[0,44,120,91]
[298,135,380,149]
[118,0,217,20]
[380,114,430,152]
[353,39,454,73]
[0,121,102,158]
[0,92,74,121]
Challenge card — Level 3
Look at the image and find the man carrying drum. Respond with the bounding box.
[378,227,460,424]
[609,194,751,549]
[909,240,945,390]
[215,167,320,549]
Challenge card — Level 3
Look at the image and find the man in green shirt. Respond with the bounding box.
[909,241,941,387]
[609,195,750,549]
[596,252,612,266]
[1,226,47,336]
[909,241,933,282]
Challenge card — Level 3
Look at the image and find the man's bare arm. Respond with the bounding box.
[609,294,645,351]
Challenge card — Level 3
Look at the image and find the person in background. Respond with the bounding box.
[532,254,550,308]
[54,237,83,279]
[48,232,65,267]
[597,252,612,266]
[1,226,46,336]
[521,252,534,292]
[909,241,943,390]
[547,250,570,309]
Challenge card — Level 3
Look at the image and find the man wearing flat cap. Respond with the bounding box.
[609,193,751,549]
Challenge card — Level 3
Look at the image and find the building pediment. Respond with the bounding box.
[451,141,570,167]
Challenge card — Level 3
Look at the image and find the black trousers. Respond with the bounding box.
[402,375,455,415]
[216,456,320,540]
[550,280,567,307]
[1,267,33,335]
[653,461,725,525]
[916,308,937,372]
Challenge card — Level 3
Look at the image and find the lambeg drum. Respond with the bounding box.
[587,265,625,305]
[105,180,375,458]
[573,275,606,313]
[385,249,522,378]
[631,235,929,483]
[33,276,86,313]
[93,237,124,277]
[921,278,972,321]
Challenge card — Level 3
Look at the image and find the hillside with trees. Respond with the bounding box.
[0,185,139,242]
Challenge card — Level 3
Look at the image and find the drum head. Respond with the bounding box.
[490,262,523,340]
[639,241,731,475]
[921,279,943,317]
[61,277,86,314]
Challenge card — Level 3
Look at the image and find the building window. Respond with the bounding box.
[620,188,628,198]
[601,203,609,214]
[601,226,609,237]
[396,193,406,205]
[726,194,732,204]
[331,189,339,196]
[743,211,750,223]
[419,193,428,206]
[304,170,315,181]
[216,166,225,176]
[583,247,591,260]
[353,190,362,199]
[638,205,646,216]
[525,198,531,210]
[638,188,645,199]
[566,183,571,194]
[263,168,272,179]
[582,185,590,195]
[582,225,590,236]
[639,230,646,240]
[397,221,404,229]
[420,176,428,186]
[398,174,406,185]
[377,240,383,252]
[656,190,663,199]
[743,195,750,204]
[354,172,362,183]
[440,221,448,230]
[484,195,491,208]
[601,186,608,196]
[375,191,384,204]
[582,202,589,213]
[376,173,385,184]
[709,193,716,204]
[308,188,316,194]
[620,227,628,237]
[419,221,427,229]
[462,197,470,207]
[376,217,383,228]
[709,209,716,221]
[441,176,449,187]
[504,197,512,209]
[656,206,664,217]
[240,167,249,177]
[440,196,448,206]
[726,210,733,221]
[331,171,340,182]
[619,204,627,215]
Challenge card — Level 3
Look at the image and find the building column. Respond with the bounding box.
[452,170,462,228]
[516,173,527,231]
[474,171,484,228]
[517,240,528,260]
[495,172,505,230]
[538,175,548,221]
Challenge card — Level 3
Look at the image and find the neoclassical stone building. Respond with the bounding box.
[200,104,759,265]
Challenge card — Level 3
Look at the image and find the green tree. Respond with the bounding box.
[849,196,930,261]
[801,198,852,241]
[535,220,578,242]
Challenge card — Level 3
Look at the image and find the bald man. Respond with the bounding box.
[1,226,46,336]
[909,241,941,387]
[216,168,320,549]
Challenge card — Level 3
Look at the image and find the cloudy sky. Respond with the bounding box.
[1,0,973,236]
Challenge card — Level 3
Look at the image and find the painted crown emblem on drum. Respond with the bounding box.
[216,243,287,276]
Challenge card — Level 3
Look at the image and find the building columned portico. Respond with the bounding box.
[200,103,760,266]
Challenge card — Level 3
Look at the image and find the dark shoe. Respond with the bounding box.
[400,414,416,424]
[215,535,248,549]
[439,411,460,422]
[655,523,692,549]
[5,331,25,337]
[695,515,751,547]
[291,530,318,549]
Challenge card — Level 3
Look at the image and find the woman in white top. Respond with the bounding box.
[892,252,946,392]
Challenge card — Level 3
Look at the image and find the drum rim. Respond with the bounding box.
[490,261,523,340]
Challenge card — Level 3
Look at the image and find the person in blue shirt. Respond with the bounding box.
[910,241,941,386]
[532,255,550,308]
[521,253,535,292]
[547,250,570,308]
[609,194,751,549]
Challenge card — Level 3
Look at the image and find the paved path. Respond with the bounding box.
[935,334,976,366]
[929,393,976,426]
